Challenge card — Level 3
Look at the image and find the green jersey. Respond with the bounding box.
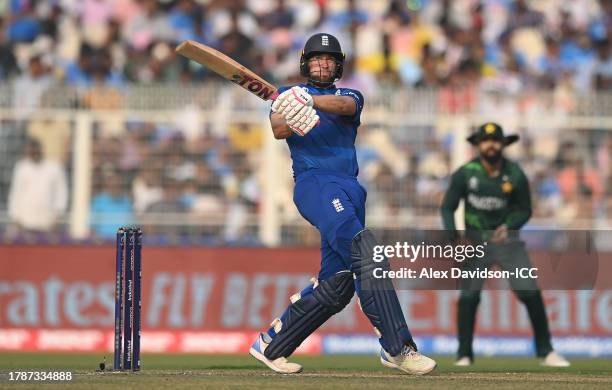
[441,157,531,236]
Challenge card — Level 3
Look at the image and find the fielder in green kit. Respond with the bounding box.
[441,122,570,367]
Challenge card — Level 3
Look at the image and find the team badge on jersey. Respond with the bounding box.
[332,198,344,212]
[501,178,513,193]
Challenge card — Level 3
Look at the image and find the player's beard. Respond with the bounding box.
[481,148,502,164]
[309,59,336,86]
[311,69,334,82]
[310,71,334,84]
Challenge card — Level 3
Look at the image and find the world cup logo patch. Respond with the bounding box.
[469,176,479,191]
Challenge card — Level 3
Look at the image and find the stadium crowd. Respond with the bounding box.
[1,0,611,92]
[1,0,611,243]
[0,0,612,92]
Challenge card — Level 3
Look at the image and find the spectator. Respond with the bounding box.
[7,139,67,233]
[507,0,544,30]
[537,37,567,87]
[65,44,124,87]
[40,4,63,41]
[80,0,115,28]
[260,0,294,30]
[123,0,175,51]
[163,133,197,181]
[206,142,234,179]
[328,0,369,32]
[557,156,604,215]
[26,116,71,164]
[228,123,263,152]
[0,22,19,80]
[194,160,223,194]
[132,166,163,213]
[180,179,198,210]
[190,161,225,216]
[593,38,612,90]
[6,3,41,42]
[13,56,53,118]
[91,173,134,240]
[218,10,256,69]
[223,157,259,243]
[169,0,201,42]
[146,177,188,215]
[533,169,562,218]
[146,177,188,238]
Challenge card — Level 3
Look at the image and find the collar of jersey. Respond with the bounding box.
[305,81,337,90]
[475,157,508,177]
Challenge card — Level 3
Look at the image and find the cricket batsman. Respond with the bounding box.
[441,122,570,367]
[248,33,437,375]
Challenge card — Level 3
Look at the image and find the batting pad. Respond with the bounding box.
[264,271,354,360]
[350,229,417,356]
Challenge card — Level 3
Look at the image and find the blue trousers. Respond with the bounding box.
[266,170,415,357]
[293,169,366,279]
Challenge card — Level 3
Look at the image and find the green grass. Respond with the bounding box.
[0,353,611,389]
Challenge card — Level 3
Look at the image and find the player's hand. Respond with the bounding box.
[490,224,508,244]
[287,86,314,108]
[287,107,319,136]
[272,86,314,116]
[271,88,292,113]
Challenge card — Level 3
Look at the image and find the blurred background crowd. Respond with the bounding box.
[1,0,611,91]
[0,0,611,245]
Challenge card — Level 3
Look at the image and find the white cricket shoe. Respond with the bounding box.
[380,345,437,375]
[541,351,570,367]
[454,356,472,366]
[249,333,303,374]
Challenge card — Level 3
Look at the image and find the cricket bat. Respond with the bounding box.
[176,40,278,101]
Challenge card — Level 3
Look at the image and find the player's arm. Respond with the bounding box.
[441,168,466,236]
[270,112,294,139]
[504,170,532,229]
[312,95,356,116]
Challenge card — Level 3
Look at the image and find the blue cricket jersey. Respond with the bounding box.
[274,83,364,178]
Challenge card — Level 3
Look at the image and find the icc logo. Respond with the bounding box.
[469,176,478,190]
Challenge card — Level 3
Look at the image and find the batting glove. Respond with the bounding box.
[271,88,293,113]
[272,86,314,116]
[287,108,319,136]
